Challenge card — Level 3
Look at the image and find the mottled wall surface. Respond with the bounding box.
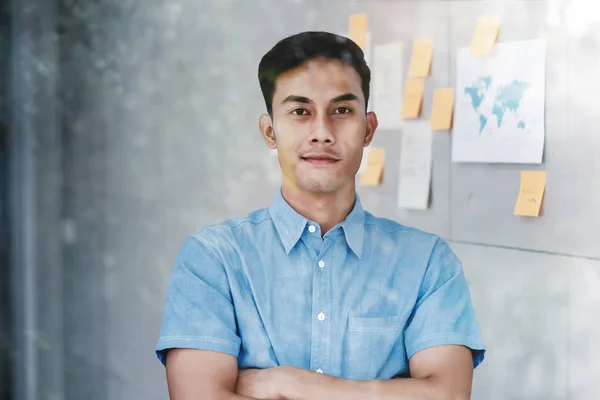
[11,0,64,399]
[9,0,600,399]
[1,0,12,397]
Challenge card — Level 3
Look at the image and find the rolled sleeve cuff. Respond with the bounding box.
[406,333,486,369]
[155,336,241,366]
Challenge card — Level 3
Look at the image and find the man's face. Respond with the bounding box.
[260,58,378,195]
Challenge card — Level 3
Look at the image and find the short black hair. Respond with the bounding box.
[258,31,371,117]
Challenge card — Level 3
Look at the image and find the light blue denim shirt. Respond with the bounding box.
[156,190,485,379]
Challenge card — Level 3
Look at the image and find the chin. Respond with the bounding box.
[297,178,346,194]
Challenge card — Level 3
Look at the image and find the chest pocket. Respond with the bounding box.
[343,314,409,380]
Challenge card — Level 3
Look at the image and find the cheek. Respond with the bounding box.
[333,122,366,149]
[346,142,368,168]
[275,137,300,156]
[274,125,305,150]
[333,118,366,137]
[273,136,299,164]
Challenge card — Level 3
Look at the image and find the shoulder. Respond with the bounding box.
[186,206,273,259]
[364,210,441,250]
[362,210,461,274]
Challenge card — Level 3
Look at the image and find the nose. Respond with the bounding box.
[308,114,335,144]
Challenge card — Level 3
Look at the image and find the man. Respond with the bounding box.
[156,31,485,400]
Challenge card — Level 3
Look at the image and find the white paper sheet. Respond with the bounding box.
[372,42,404,130]
[452,39,546,164]
[397,122,433,209]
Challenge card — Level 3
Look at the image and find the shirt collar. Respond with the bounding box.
[268,189,365,258]
[340,197,365,259]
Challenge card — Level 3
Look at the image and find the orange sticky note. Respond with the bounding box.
[360,148,385,186]
[430,88,455,130]
[349,14,368,50]
[514,171,546,217]
[400,79,424,119]
[470,16,500,56]
[408,38,434,77]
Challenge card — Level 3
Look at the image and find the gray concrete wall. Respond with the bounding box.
[10,0,64,399]
[1,0,12,396]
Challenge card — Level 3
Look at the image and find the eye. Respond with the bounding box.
[333,107,351,114]
[292,108,309,116]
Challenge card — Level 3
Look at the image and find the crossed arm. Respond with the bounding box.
[165,344,474,400]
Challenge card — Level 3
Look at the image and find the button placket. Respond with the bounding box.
[308,232,334,375]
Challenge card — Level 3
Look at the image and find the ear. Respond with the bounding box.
[364,111,379,147]
[259,113,277,150]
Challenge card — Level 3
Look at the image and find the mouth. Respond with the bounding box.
[301,154,340,165]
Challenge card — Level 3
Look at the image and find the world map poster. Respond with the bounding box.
[452,39,546,163]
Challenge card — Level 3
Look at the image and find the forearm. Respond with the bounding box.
[282,369,454,400]
[169,387,265,400]
[223,392,268,400]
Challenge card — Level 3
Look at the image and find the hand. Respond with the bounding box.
[235,368,282,399]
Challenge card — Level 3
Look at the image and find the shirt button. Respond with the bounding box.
[308,225,316,233]
[316,369,324,374]
[318,260,325,269]
[318,312,326,322]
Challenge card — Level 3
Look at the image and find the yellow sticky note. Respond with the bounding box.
[360,148,385,186]
[408,38,434,77]
[430,88,455,130]
[349,13,368,50]
[470,16,500,56]
[514,171,546,217]
[400,79,424,119]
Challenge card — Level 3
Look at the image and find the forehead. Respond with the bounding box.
[273,58,363,103]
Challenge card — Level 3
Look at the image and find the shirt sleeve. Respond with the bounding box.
[404,239,486,368]
[155,234,241,366]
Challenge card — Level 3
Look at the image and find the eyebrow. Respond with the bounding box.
[331,93,359,103]
[282,95,312,104]
[281,93,360,105]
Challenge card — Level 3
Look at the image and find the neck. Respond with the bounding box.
[280,181,356,235]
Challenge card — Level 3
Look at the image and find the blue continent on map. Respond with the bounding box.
[464,76,492,133]
[464,77,531,134]
[493,80,531,129]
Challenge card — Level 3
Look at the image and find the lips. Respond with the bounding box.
[301,154,340,165]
